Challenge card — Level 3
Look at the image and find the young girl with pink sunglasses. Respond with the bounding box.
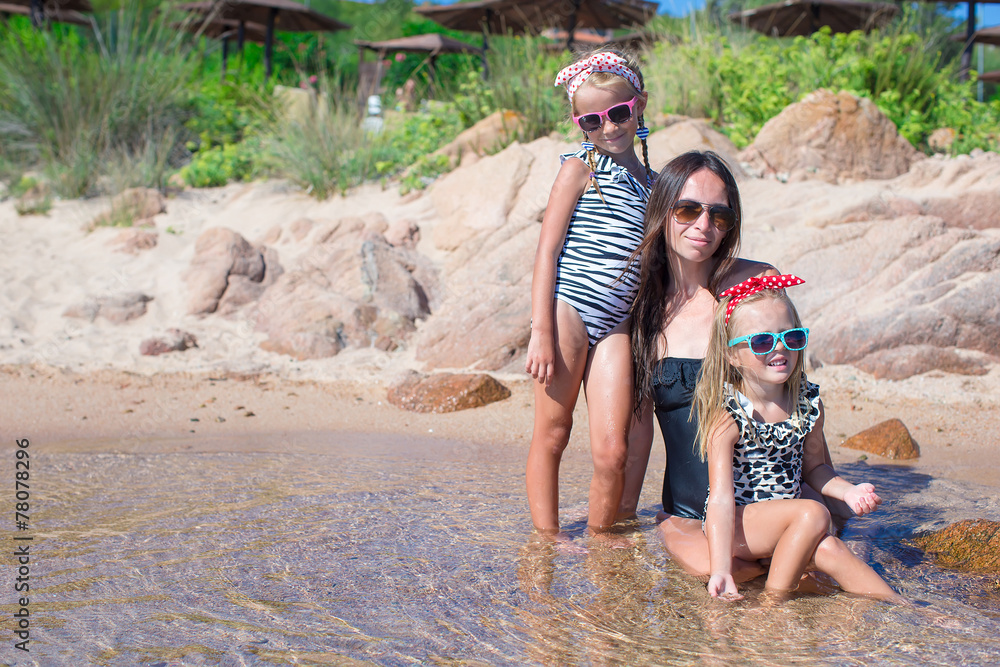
[525,48,654,537]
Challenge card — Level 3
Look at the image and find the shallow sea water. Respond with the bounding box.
[3,432,1000,666]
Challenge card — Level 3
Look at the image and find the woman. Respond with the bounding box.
[619,151,838,580]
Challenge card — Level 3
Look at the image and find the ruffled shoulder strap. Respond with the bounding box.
[794,380,822,434]
[722,383,753,440]
[559,148,589,166]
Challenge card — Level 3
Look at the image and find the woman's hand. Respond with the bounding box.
[525,329,556,386]
[707,573,743,601]
[843,483,881,516]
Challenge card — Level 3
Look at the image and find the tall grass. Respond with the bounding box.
[0,4,199,196]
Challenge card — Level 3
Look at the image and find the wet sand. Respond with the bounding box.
[5,363,1000,493]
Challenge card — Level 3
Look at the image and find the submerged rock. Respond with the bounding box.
[840,418,920,460]
[911,519,1000,574]
[386,372,511,413]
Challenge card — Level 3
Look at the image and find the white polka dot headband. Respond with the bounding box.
[719,274,805,324]
[554,52,642,100]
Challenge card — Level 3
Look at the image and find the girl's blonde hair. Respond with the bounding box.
[693,289,806,460]
[565,47,651,201]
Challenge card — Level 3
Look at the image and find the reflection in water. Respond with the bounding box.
[4,433,1000,665]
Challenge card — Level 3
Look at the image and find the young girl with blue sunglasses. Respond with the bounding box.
[694,275,900,601]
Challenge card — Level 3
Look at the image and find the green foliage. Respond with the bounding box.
[267,86,464,198]
[398,153,454,195]
[644,15,1000,154]
[0,5,200,196]
[10,175,52,216]
[181,139,261,188]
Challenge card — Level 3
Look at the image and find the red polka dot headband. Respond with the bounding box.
[719,274,805,324]
[554,52,642,100]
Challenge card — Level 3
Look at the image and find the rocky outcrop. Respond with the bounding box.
[911,519,1000,574]
[741,150,1000,378]
[414,137,564,370]
[386,371,511,413]
[63,292,153,324]
[140,329,198,356]
[739,89,922,183]
[853,345,994,380]
[840,418,920,460]
[252,220,438,360]
[430,110,526,167]
[185,228,281,316]
[646,117,744,176]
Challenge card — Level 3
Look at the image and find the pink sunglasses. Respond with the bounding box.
[572,96,639,132]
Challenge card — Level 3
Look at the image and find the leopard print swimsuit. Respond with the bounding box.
[710,380,822,511]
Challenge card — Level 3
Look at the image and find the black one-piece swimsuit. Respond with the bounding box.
[651,357,709,520]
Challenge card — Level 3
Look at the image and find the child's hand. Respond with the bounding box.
[843,483,881,516]
[707,573,743,601]
[525,330,556,386]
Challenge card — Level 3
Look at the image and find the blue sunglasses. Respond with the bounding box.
[728,327,809,355]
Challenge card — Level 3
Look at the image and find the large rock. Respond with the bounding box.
[853,345,994,380]
[739,153,1000,378]
[911,519,1000,574]
[252,228,437,360]
[415,137,569,371]
[431,110,526,167]
[645,117,744,176]
[185,228,278,315]
[430,140,536,253]
[386,372,511,413]
[840,418,920,460]
[739,89,922,183]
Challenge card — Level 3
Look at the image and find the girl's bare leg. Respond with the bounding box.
[582,320,633,532]
[658,514,765,582]
[618,403,653,521]
[737,499,831,592]
[811,534,900,601]
[525,302,589,533]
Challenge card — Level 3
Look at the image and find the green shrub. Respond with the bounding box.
[643,16,1000,154]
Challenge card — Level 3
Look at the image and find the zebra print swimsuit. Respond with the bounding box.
[554,149,650,347]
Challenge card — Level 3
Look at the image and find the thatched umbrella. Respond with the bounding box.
[911,0,1000,77]
[728,0,897,37]
[2,0,91,28]
[414,0,657,54]
[0,0,89,26]
[951,24,1000,47]
[176,14,269,77]
[177,0,350,79]
[355,33,483,101]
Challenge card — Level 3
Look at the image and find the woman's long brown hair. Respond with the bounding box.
[629,151,743,414]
